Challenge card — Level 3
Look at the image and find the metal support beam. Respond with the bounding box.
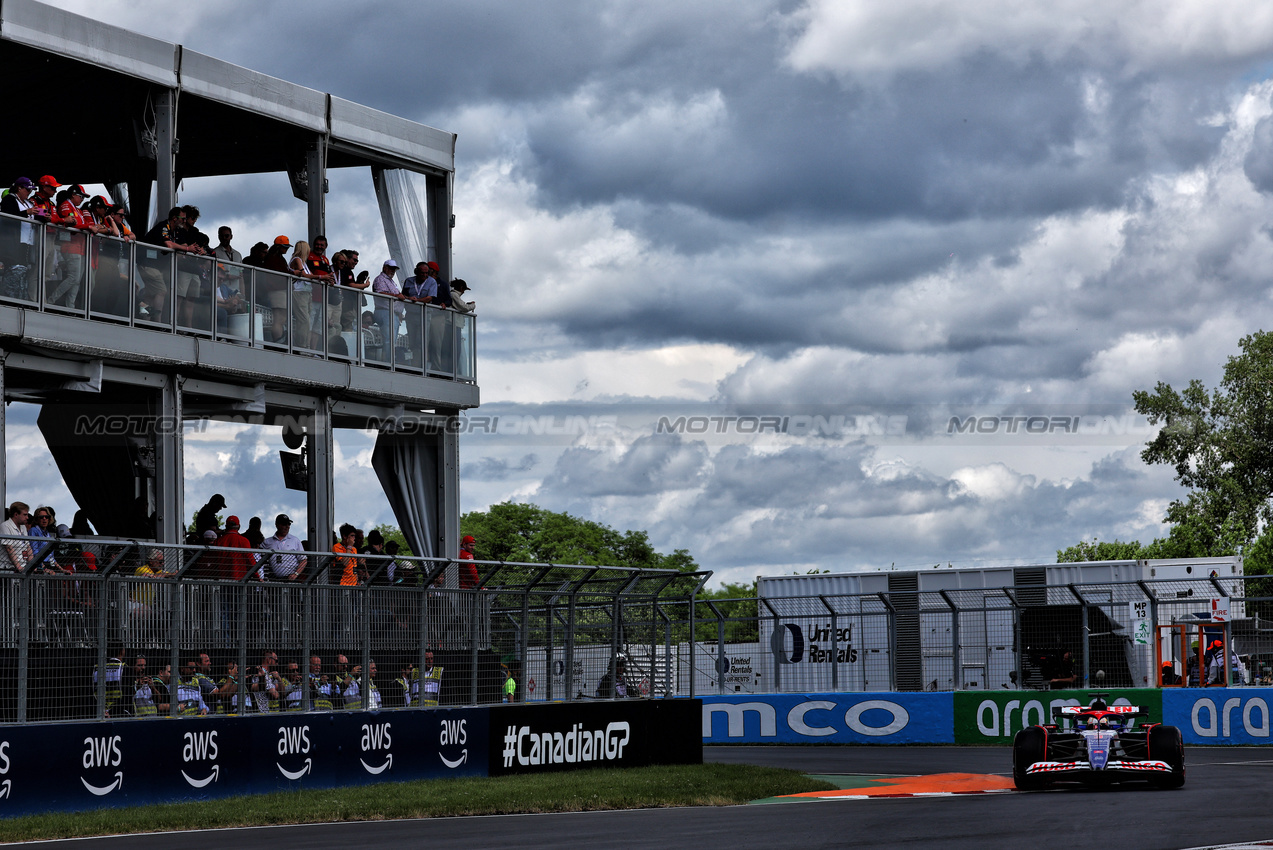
[155,375,184,545]
[306,138,327,241]
[155,88,178,220]
[307,397,334,560]
[440,411,460,560]
[428,171,453,281]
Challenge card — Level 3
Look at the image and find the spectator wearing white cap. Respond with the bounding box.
[372,259,406,358]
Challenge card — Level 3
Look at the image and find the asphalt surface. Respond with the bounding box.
[8,746,1273,850]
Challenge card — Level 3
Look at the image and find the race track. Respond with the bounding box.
[7,746,1272,850]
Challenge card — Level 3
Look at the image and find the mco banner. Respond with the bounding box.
[489,699,701,776]
[953,689,1163,745]
[1163,688,1273,744]
[701,694,952,744]
[0,708,487,817]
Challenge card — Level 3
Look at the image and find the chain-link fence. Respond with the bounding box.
[0,535,709,723]
[675,575,1273,696]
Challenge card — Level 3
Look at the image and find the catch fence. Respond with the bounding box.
[676,575,1273,696]
[0,534,707,723]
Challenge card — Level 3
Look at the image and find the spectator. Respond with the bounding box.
[372,259,406,354]
[337,249,370,332]
[418,650,443,707]
[335,523,364,586]
[50,183,96,307]
[288,240,316,347]
[217,661,242,714]
[129,655,157,717]
[249,650,282,713]
[140,206,195,322]
[260,236,292,343]
[458,534,479,589]
[213,225,244,295]
[244,516,265,548]
[260,514,306,580]
[281,660,304,711]
[306,235,337,349]
[0,177,39,300]
[428,262,451,308]
[70,509,95,536]
[404,261,436,365]
[242,241,268,268]
[84,195,126,314]
[216,275,248,335]
[309,655,334,711]
[450,279,474,314]
[1,502,33,571]
[595,658,630,699]
[195,494,226,537]
[27,505,65,573]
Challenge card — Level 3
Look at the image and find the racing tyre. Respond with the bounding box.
[1148,724,1185,789]
[1012,726,1047,790]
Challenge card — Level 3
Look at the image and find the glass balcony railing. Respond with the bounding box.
[0,211,476,383]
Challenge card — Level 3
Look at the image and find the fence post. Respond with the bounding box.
[940,590,959,691]
[818,595,837,692]
[706,601,726,694]
[759,597,780,693]
[1067,584,1089,688]
[877,592,897,692]
[16,565,30,723]
[469,588,479,706]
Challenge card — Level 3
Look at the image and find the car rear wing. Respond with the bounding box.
[1052,705,1147,720]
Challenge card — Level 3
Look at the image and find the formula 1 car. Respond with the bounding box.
[1012,696,1185,790]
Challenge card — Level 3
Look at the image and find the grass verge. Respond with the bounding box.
[0,764,834,842]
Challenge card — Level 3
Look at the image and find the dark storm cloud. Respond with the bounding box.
[460,454,540,481]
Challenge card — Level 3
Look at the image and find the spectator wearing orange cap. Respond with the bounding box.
[458,534,479,589]
[260,236,293,343]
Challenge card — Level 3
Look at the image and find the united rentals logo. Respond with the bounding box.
[501,722,631,768]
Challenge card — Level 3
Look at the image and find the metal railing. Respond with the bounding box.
[0,535,706,723]
[0,211,475,381]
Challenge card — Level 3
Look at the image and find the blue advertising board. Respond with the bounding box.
[0,707,486,817]
[701,693,953,744]
[1163,688,1273,745]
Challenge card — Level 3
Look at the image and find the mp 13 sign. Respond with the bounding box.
[1129,601,1150,645]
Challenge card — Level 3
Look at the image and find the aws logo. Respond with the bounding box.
[81,736,123,796]
[439,717,468,769]
[0,741,10,800]
[277,725,312,780]
[182,730,220,788]
[359,722,393,775]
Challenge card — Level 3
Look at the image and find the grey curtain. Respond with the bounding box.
[371,430,439,559]
[372,166,434,276]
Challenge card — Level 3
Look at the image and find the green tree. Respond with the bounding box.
[459,502,698,572]
[1060,331,1273,571]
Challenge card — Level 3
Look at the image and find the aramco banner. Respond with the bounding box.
[952,689,1163,744]
[701,693,953,744]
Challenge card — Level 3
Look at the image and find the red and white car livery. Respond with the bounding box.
[1012,696,1185,790]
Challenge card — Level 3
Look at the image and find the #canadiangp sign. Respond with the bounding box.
[701,694,953,744]
[489,699,701,776]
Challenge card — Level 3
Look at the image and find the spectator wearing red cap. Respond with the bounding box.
[48,184,103,308]
[458,534,479,589]
[214,516,255,645]
[28,177,59,300]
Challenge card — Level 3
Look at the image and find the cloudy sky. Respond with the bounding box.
[15,0,1273,587]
